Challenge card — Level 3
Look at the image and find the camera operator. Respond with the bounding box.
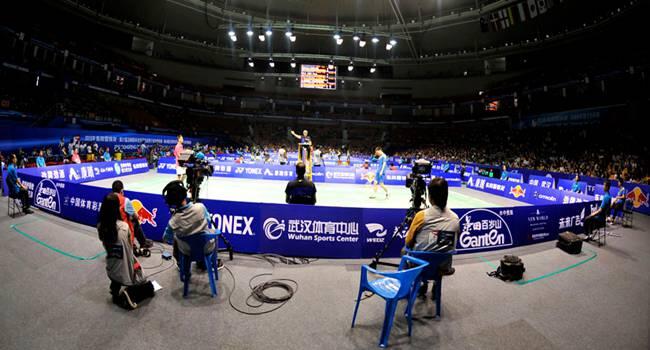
[404,178,460,297]
[162,180,216,270]
[285,161,317,205]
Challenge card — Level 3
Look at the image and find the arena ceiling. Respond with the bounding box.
[46,0,640,73]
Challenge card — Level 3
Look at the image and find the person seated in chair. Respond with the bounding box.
[162,180,216,270]
[97,193,155,310]
[285,161,317,205]
[608,179,627,224]
[111,180,153,249]
[6,154,33,214]
[404,178,459,298]
[583,181,612,241]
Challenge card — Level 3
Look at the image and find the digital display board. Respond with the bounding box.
[300,64,336,90]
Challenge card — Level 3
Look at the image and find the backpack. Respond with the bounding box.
[487,255,525,281]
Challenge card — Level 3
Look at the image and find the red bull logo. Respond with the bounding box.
[131,199,158,227]
[626,187,649,208]
[509,185,526,198]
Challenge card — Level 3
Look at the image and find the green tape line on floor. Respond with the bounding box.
[10,221,106,261]
[478,248,598,285]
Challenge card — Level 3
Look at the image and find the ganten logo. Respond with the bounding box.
[34,179,61,214]
[457,209,513,251]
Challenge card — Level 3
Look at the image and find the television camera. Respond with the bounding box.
[370,159,433,268]
[178,150,214,202]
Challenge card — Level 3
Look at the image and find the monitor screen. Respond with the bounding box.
[300,64,336,90]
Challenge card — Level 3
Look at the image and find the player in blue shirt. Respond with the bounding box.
[609,179,627,224]
[370,146,389,199]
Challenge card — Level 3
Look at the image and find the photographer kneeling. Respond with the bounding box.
[162,180,216,270]
[404,178,460,298]
[98,193,155,310]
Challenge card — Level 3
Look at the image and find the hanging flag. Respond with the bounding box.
[518,2,527,22]
[528,0,538,18]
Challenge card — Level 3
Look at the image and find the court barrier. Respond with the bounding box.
[156,157,462,187]
[15,162,598,259]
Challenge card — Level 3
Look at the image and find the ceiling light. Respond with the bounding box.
[359,38,367,47]
[230,35,237,42]
[247,58,254,67]
[290,34,296,42]
[228,30,236,37]
[336,38,343,45]
[385,43,393,50]
[265,28,273,36]
[290,58,296,68]
[389,39,397,46]
[371,36,379,43]
[333,33,341,40]
[353,34,360,41]
[327,60,334,70]
[347,61,354,72]
[269,58,275,68]
[285,29,293,37]
[246,29,254,37]
[370,63,376,73]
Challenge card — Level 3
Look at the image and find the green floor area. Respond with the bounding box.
[89,172,527,209]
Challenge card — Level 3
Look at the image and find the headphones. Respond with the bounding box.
[162,180,187,211]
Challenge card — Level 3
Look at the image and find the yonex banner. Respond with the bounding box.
[17,172,598,258]
[466,176,595,205]
[17,158,150,183]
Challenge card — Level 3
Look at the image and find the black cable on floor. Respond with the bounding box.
[224,267,299,315]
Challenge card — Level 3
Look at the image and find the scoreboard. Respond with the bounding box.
[300,64,336,90]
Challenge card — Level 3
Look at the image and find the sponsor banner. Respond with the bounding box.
[17,158,150,183]
[528,174,555,189]
[466,176,595,205]
[18,172,598,258]
[506,172,524,183]
[0,126,208,152]
[594,184,619,202]
[622,184,650,215]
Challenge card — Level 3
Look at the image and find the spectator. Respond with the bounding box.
[285,161,317,205]
[97,193,155,310]
[571,175,582,193]
[103,147,111,162]
[404,178,460,297]
[500,164,509,181]
[71,148,81,164]
[6,154,33,214]
[35,150,46,168]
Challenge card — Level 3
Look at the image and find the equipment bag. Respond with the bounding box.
[487,255,525,281]
[557,231,582,254]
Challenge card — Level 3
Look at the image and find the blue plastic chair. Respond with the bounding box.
[405,249,453,319]
[351,255,429,348]
[177,231,220,298]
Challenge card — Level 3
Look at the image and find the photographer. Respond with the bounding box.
[404,178,460,297]
[285,161,317,205]
[97,193,155,310]
[111,180,153,250]
[162,181,216,270]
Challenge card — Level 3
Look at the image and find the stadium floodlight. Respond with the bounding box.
[385,43,393,50]
[371,36,379,43]
[228,29,236,37]
[285,27,293,37]
[347,61,354,72]
[269,58,275,68]
[359,37,367,47]
[230,35,238,42]
[333,32,341,40]
[336,38,344,45]
[353,33,360,41]
[258,29,266,41]
[290,58,296,68]
[290,34,297,42]
[327,59,335,70]
[389,38,397,46]
[246,28,254,37]
[247,58,254,67]
[265,28,273,36]
[370,63,376,73]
